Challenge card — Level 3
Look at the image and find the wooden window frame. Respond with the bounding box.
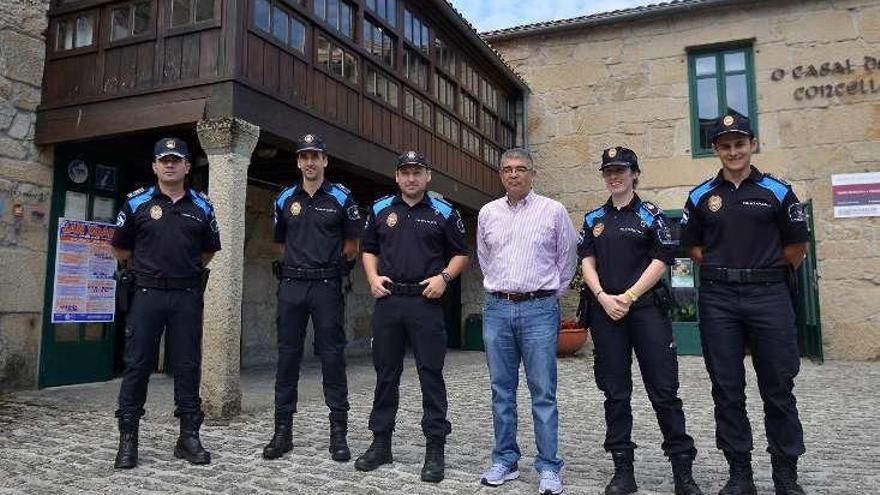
[49,9,98,59]
[106,0,156,48]
[315,31,360,88]
[433,70,455,112]
[251,0,309,58]
[363,16,396,69]
[461,125,481,159]
[364,64,399,109]
[435,108,459,146]
[402,7,429,55]
[403,88,432,130]
[687,43,758,158]
[166,0,220,36]
[364,0,397,28]
[403,47,428,92]
[313,0,355,40]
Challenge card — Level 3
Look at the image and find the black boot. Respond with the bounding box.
[113,415,139,469]
[354,432,393,472]
[262,413,293,460]
[329,411,351,462]
[771,454,806,495]
[671,453,703,495]
[719,452,757,495]
[420,436,445,483]
[605,450,637,495]
[173,413,211,465]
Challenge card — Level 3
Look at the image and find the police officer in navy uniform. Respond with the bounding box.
[263,133,361,462]
[354,151,469,483]
[578,147,702,495]
[681,112,808,495]
[111,137,220,469]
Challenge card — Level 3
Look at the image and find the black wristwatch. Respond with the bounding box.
[440,271,452,284]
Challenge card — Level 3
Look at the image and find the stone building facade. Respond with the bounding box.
[487,0,880,360]
[0,0,52,391]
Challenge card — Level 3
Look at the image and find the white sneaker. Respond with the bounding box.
[538,470,563,495]
[480,462,520,486]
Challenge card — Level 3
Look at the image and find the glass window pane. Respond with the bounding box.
[110,7,131,41]
[366,68,376,94]
[340,3,351,37]
[383,40,394,67]
[314,0,325,18]
[171,0,191,26]
[724,51,746,72]
[726,74,748,116]
[254,0,270,31]
[696,77,718,119]
[58,20,74,50]
[389,81,398,107]
[327,0,338,29]
[290,18,305,51]
[366,0,375,11]
[421,25,429,51]
[75,15,93,47]
[317,35,330,67]
[695,55,715,76]
[377,0,385,19]
[272,7,288,42]
[387,0,395,26]
[134,1,151,34]
[404,10,411,41]
[330,45,343,76]
[195,0,213,22]
[344,52,357,82]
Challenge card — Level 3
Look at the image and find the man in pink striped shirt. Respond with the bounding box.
[476,148,577,495]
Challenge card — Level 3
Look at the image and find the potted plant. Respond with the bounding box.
[558,319,588,356]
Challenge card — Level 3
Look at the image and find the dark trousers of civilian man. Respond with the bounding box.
[590,300,696,457]
[368,294,451,439]
[275,278,349,416]
[698,280,804,458]
[117,287,204,418]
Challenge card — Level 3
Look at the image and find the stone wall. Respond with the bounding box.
[0,0,51,391]
[490,0,880,360]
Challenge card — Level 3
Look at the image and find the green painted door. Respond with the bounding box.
[794,201,823,362]
[39,153,121,387]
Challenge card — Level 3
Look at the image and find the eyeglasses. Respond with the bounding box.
[500,166,531,175]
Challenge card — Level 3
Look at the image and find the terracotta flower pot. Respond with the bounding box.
[557,327,589,356]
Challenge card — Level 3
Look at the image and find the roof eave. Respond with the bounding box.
[481,0,750,42]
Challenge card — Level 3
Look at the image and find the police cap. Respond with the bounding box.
[711,110,754,142]
[296,133,327,154]
[397,150,429,169]
[154,137,189,161]
[599,146,639,172]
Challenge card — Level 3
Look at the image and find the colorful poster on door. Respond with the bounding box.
[832,172,880,218]
[51,218,118,323]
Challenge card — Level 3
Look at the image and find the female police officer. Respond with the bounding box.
[578,147,701,495]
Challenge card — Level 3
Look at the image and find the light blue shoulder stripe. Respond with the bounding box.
[328,184,349,207]
[275,185,298,210]
[372,195,395,216]
[189,189,212,216]
[127,186,155,213]
[583,206,607,228]
[756,175,789,202]
[689,178,720,206]
[637,204,656,227]
[429,197,453,219]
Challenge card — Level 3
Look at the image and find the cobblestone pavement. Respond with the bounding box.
[1,351,878,494]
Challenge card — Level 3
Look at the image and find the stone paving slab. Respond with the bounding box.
[1,351,878,494]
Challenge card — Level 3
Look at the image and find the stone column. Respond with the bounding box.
[196,117,259,418]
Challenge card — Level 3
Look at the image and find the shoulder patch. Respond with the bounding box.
[372,195,395,216]
[756,174,790,202]
[764,173,790,186]
[126,187,146,198]
[189,188,213,217]
[637,202,659,227]
[583,205,607,228]
[429,196,453,219]
[126,186,155,213]
[333,183,351,194]
[328,183,350,208]
[688,176,721,206]
[275,185,298,211]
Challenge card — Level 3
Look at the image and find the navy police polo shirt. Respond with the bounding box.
[273,181,362,269]
[361,193,469,283]
[681,166,809,269]
[578,194,675,294]
[112,186,221,278]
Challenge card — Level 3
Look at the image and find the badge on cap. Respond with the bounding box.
[290,201,302,216]
[593,222,605,237]
[386,212,398,228]
[407,151,417,160]
[607,148,617,158]
[723,115,735,127]
[304,134,315,144]
[166,140,176,149]
[708,195,723,212]
[150,205,163,220]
